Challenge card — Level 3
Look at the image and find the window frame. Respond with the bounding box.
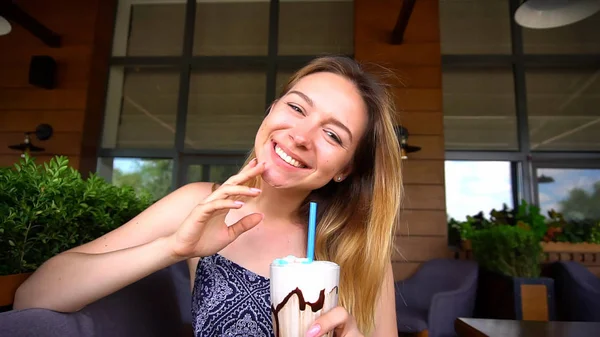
[99,0,354,192]
[443,0,600,208]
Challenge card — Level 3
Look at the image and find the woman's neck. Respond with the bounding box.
[248,178,310,226]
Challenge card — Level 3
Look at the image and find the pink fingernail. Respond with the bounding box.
[234,201,245,206]
[250,188,262,193]
[306,324,320,337]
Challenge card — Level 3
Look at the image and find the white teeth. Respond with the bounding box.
[275,145,305,168]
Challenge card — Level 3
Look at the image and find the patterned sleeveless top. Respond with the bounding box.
[192,254,274,337]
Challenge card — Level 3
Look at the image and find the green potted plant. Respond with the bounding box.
[0,155,152,307]
[471,224,555,321]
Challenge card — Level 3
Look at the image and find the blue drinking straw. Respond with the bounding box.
[307,202,317,262]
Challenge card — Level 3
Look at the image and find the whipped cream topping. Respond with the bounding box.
[272,255,311,265]
[270,256,339,304]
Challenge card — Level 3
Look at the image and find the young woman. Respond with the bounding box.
[14,56,403,337]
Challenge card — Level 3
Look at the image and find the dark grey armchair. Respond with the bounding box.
[0,260,193,337]
[395,258,479,337]
[547,260,600,322]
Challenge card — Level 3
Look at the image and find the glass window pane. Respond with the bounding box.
[440,0,511,54]
[278,1,353,55]
[193,1,269,55]
[186,68,267,150]
[187,165,204,183]
[537,168,600,222]
[523,11,600,54]
[527,68,600,151]
[187,164,242,184]
[445,161,514,221]
[443,68,518,150]
[98,158,173,201]
[275,65,302,97]
[102,67,179,149]
[113,3,185,56]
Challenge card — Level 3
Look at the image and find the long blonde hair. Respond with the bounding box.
[243,56,402,334]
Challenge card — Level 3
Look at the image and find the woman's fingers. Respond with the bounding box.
[227,213,264,240]
[204,184,261,203]
[223,160,266,186]
[190,199,246,224]
[307,306,361,337]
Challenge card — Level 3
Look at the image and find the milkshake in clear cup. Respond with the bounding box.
[270,255,340,337]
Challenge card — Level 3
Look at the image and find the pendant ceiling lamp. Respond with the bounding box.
[515,0,600,29]
[0,15,11,36]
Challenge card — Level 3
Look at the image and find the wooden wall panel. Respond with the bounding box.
[0,0,116,171]
[394,88,443,111]
[396,111,443,135]
[0,111,85,133]
[394,67,442,88]
[355,0,448,281]
[0,89,88,111]
[403,185,446,210]
[394,237,452,262]
[0,154,80,169]
[397,210,448,236]
[402,160,444,185]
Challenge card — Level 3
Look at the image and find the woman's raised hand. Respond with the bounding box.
[168,159,266,259]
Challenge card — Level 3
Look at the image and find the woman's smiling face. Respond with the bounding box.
[254,71,368,191]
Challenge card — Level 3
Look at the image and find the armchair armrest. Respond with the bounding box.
[428,272,478,337]
[0,308,92,337]
[395,278,431,312]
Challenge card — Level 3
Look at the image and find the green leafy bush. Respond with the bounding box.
[471,225,543,278]
[0,155,153,276]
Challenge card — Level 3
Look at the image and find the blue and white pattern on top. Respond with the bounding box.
[192,254,274,337]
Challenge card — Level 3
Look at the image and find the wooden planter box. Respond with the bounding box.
[474,268,556,321]
[0,273,32,307]
[462,240,600,254]
[540,242,600,253]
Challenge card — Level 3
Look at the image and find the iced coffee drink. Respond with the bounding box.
[270,255,340,337]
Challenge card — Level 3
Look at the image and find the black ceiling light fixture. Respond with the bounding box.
[8,124,54,157]
[395,125,421,159]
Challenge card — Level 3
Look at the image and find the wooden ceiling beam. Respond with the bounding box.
[0,0,61,47]
[391,0,416,45]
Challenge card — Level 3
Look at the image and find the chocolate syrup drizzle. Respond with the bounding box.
[271,286,339,337]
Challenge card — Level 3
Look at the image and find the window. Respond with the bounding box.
[445,161,514,221]
[278,1,353,55]
[527,68,600,152]
[98,158,174,201]
[443,67,518,150]
[439,0,511,54]
[187,164,243,184]
[440,0,600,244]
[185,67,267,150]
[536,168,600,221]
[193,2,269,56]
[100,0,355,194]
[113,2,185,56]
[102,67,180,149]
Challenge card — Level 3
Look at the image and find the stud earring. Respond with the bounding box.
[336,176,343,182]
